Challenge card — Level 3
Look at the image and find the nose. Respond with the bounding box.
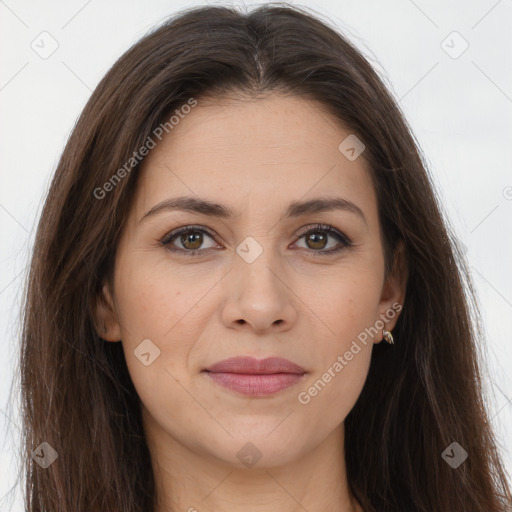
[220,246,298,334]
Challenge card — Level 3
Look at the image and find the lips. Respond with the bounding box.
[202,356,306,396]
[204,356,306,375]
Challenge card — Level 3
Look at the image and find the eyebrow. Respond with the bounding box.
[139,195,367,225]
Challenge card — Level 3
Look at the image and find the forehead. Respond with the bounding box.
[133,93,377,224]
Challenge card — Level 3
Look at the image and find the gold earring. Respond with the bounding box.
[383,329,394,345]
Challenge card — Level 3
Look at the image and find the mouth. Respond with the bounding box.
[202,356,307,396]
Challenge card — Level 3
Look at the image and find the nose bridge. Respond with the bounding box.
[234,234,283,300]
[221,234,296,332]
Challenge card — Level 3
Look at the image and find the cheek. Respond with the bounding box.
[113,258,219,397]
[295,342,372,439]
[114,257,212,341]
[293,266,381,421]
[294,286,376,431]
[305,265,383,342]
[114,264,206,428]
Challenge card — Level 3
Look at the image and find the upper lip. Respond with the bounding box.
[203,356,306,375]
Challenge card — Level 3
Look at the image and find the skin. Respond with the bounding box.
[96,93,407,512]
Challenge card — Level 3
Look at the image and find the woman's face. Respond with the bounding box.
[100,93,405,468]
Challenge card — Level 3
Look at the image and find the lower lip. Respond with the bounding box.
[204,372,305,396]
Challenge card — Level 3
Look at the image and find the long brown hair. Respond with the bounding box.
[15,3,511,511]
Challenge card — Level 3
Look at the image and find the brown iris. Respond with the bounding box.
[180,231,204,250]
[305,232,328,250]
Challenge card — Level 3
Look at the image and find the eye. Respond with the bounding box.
[293,224,352,255]
[161,225,219,255]
[160,223,352,256]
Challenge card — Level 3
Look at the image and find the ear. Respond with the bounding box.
[93,282,122,342]
[377,238,408,338]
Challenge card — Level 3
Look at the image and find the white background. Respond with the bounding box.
[1,0,511,509]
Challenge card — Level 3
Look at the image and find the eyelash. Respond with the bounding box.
[160,223,352,257]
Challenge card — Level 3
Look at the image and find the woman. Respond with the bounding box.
[18,3,512,511]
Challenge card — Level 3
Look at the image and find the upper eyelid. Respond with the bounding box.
[161,223,350,247]
[161,224,218,244]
